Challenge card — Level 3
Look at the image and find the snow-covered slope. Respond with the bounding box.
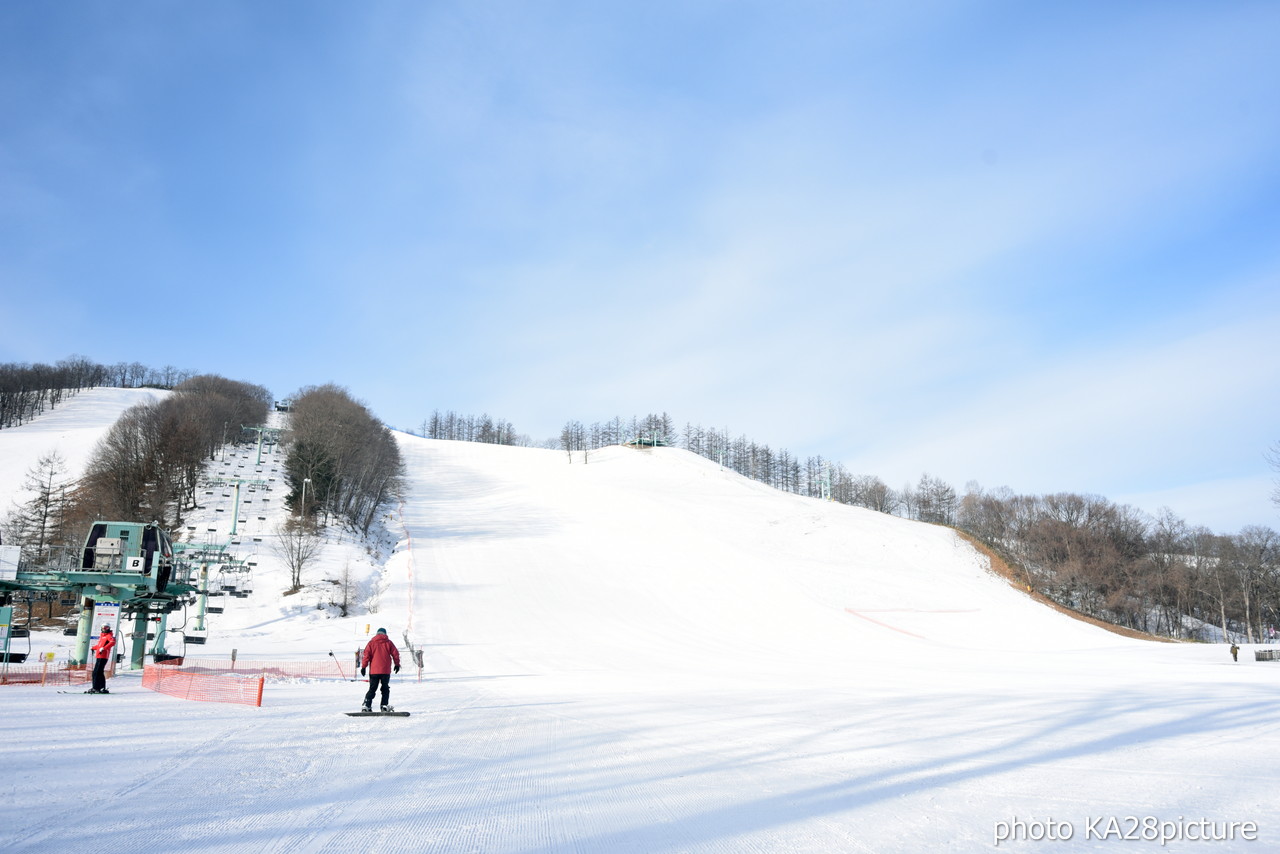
[380,437,1124,701]
[2,413,1278,853]
[0,387,167,511]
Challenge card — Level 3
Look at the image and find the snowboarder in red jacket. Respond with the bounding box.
[89,625,115,694]
[360,628,401,712]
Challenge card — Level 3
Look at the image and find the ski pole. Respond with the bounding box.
[328,650,353,681]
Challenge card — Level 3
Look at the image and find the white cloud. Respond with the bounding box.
[842,290,1280,506]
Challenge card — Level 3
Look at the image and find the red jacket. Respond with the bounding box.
[361,633,400,674]
[92,630,116,660]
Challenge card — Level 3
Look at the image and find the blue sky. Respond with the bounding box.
[3,1,1278,533]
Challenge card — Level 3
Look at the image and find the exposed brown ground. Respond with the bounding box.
[954,530,1176,643]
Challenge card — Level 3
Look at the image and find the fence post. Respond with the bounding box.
[255,674,265,707]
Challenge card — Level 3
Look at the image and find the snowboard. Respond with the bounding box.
[345,710,410,717]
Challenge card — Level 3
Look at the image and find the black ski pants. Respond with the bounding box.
[364,673,391,707]
[92,657,109,692]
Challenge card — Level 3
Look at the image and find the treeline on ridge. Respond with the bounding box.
[0,355,201,430]
[419,410,522,445]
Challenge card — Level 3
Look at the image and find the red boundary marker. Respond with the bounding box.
[843,607,928,639]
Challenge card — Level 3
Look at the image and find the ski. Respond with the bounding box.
[58,690,113,695]
[345,711,410,717]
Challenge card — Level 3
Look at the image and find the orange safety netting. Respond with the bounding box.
[3,657,353,690]
[143,664,264,707]
[0,662,93,687]
[168,658,353,680]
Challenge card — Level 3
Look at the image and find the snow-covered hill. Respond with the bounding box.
[384,437,1122,693]
[2,398,1278,852]
[0,387,167,511]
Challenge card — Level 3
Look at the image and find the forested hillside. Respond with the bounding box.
[283,385,405,535]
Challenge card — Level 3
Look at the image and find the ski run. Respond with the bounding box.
[1,388,1278,852]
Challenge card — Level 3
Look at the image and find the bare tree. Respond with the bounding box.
[272,518,324,594]
[561,420,586,463]
[332,560,357,616]
[1224,526,1279,643]
[79,402,162,521]
[852,474,899,514]
[1146,508,1192,637]
[915,474,958,525]
[8,451,74,560]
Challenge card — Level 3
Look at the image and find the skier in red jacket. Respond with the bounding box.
[88,624,115,694]
[360,628,401,712]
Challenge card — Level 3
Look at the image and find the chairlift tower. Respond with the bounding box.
[173,541,230,633]
[242,425,281,466]
[204,476,269,535]
[0,522,199,669]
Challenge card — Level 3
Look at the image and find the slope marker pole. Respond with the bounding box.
[329,650,353,681]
